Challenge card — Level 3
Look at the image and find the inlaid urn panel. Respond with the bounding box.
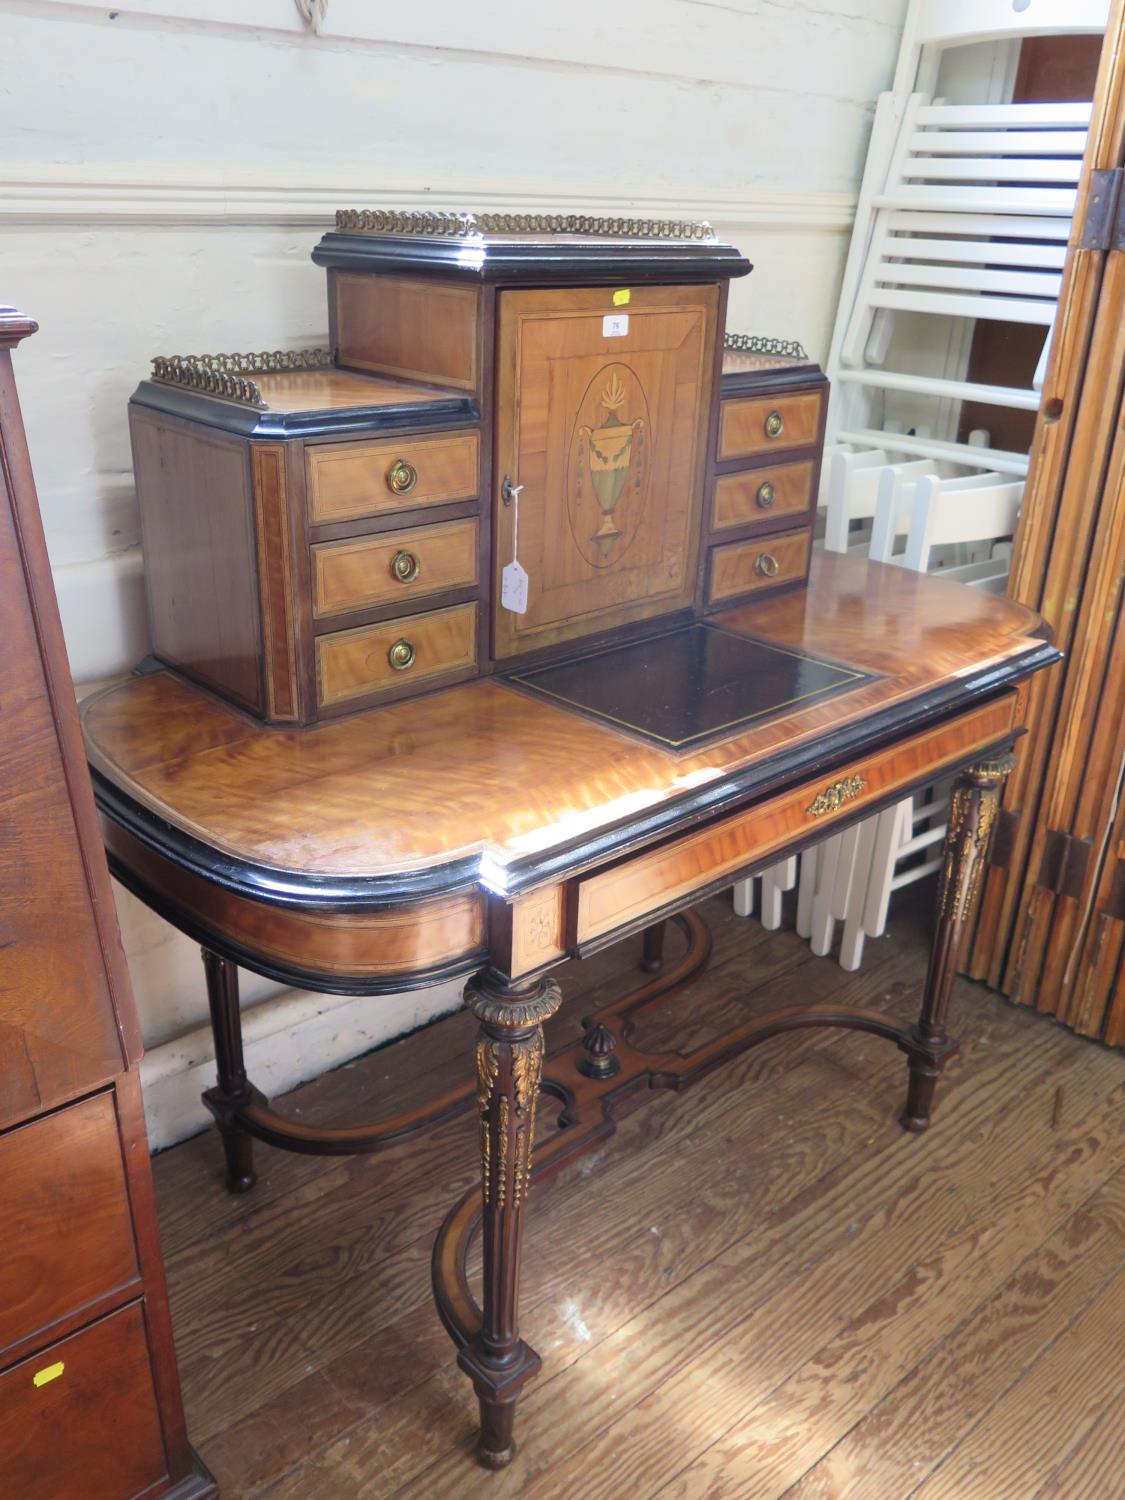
[492,284,718,658]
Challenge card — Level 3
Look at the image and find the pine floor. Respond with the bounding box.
[152,893,1125,1500]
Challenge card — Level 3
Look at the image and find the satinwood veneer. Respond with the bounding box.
[89,209,1060,1474]
[85,541,1056,1469]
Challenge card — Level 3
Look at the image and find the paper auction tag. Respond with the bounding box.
[501,560,529,614]
[501,483,529,613]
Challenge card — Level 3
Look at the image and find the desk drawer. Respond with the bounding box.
[312,518,479,618]
[316,601,478,708]
[718,390,823,462]
[306,431,479,525]
[0,1092,138,1360]
[0,1302,168,1499]
[707,529,811,606]
[573,692,1018,945]
[712,459,815,534]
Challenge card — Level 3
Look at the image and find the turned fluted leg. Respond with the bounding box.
[458,971,563,1468]
[200,948,257,1193]
[641,919,667,974]
[902,752,1016,1133]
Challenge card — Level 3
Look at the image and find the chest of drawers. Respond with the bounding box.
[1,308,212,1498]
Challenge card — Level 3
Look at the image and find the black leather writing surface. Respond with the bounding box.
[508,623,873,749]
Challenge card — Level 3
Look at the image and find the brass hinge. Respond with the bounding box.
[1037,829,1094,898]
[1079,168,1125,251]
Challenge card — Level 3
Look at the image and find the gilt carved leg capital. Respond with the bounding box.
[903,752,1016,1133]
[459,971,563,1469]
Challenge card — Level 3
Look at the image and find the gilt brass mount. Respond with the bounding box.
[723,332,809,359]
[764,410,785,439]
[807,774,867,818]
[149,348,333,409]
[757,480,776,509]
[334,208,715,241]
[755,552,780,578]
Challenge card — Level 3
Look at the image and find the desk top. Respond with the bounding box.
[83,553,1055,907]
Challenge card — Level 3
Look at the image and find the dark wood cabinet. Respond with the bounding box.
[0,306,213,1498]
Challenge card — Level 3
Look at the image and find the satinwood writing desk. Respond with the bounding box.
[82,549,1057,1468]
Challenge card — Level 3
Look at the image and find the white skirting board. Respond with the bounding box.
[138,974,466,1153]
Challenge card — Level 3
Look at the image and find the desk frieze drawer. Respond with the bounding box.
[711,458,816,534]
[316,600,478,709]
[312,517,479,618]
[707,528,811,606]
[306,430,480,525]
[718,389,824,463]
[572,692,1019,946]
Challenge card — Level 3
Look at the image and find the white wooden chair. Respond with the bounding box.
[762,0,1105,961]
[732,857,796,930]
[743,449,947,926]
[828,0,1105,462]
[823,448,946,554]
[796,464,1022,964]
[894,0,1110,97]
[833,469,1023,968]
[831,93,1087,475]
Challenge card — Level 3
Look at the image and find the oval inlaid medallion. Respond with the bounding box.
[566,362,651,570]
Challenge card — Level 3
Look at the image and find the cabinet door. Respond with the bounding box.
[0,374,125,1128]
[492,284,717,659]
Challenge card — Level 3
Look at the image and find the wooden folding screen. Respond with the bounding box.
[969,0,1125,1042]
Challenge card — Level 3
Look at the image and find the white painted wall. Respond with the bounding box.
[0,0,908,1147]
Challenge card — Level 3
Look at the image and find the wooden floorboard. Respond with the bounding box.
[151,893,1125,1499]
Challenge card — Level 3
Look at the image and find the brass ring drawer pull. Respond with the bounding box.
[756,552,780,578]
[390,549,421,584]
[764,410,784,439]
[756,480,776,508]
[386,458,419,496]
[387,638,416,671]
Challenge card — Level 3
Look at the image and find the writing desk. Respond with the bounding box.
[83,549,1055,1468]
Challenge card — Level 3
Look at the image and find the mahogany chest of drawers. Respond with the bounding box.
[129,213,826,724]
[0,308,212,1498]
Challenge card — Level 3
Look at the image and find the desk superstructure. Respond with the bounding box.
[129,213,831,724]
[87,216,1059,1472]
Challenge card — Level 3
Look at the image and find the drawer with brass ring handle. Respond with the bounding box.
[710,460,815,533]
[707,527,811,605]
[311,518,478,619]
[391,549,421,584]
[306,432,479,525]
[386,457,419,496]
[316,602,478,708]
[718,390,823,461]
[388,638,417,672]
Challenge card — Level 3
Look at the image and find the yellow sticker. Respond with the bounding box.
[33,1361,65,1388]
[613,288,631,306]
